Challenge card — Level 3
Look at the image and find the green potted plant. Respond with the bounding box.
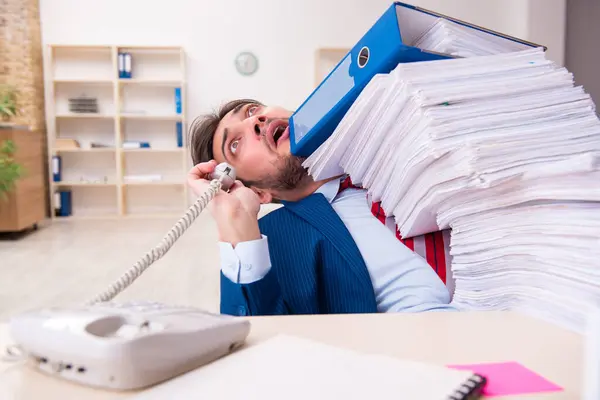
[0,84,23,199]
[0,140,23,199]
[0,84,18,127]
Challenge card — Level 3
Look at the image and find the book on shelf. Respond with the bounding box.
[90,142,113,149]
[55,138,81,150]
[123,141,151,149]
[124,174,163,183]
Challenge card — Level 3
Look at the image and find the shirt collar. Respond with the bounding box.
[315,177,342,204]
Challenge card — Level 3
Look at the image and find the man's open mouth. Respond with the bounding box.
[273,125,286,144]
[267,121,290,149]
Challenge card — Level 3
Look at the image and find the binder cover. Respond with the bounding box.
[289,1,544,157]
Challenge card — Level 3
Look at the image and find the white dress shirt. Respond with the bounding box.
[219,179,455,312]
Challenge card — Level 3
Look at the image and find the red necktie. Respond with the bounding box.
[339,176,448,284]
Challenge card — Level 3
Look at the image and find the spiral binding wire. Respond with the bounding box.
[85,178,225,305]
[447,374,487,400]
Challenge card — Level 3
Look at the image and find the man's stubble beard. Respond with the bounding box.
[257,154,311,192]
[252,118,312,192]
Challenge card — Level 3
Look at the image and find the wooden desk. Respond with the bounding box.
[0,311,583,399]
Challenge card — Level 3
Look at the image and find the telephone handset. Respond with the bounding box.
[3,162,253,391]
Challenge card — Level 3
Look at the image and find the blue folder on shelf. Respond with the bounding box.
[289,1,545,157]
[52,155,61,182]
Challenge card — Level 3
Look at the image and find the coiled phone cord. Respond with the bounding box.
[85,163,236,305]
[2,178,226,363]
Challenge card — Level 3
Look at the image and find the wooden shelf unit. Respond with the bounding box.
[45,45,188,219]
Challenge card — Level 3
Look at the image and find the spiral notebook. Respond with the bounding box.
[132,335,486,400]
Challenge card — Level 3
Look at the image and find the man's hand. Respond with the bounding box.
[187,161,262,247]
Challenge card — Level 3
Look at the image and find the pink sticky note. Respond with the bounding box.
[447,361,563,397]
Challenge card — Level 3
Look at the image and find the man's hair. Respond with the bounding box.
[189,98,263,165]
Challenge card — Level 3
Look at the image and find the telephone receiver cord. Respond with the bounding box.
[86,164,235,305]
[3,180,223,363]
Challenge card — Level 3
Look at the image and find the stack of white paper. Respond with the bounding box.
[449,202,600,332]
[305,48,600,237]
[412,18,532,58]
[303,47,600,332]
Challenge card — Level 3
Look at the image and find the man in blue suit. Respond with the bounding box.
[188,99,455,316]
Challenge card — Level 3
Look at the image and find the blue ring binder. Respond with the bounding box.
[289,1,544,158]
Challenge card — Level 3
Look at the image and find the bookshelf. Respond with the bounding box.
[45,45,188,219]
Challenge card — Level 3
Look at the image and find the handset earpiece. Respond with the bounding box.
[211,162,236,191]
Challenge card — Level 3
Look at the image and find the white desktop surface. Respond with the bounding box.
[0,311,583,399]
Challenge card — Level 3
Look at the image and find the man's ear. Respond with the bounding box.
[251,187,273,204]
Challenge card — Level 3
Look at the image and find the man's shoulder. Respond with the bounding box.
[258,203,289,227]
[257,203,311,232]
[258,192,335,231]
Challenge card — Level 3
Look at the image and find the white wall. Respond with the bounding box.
[526,0,567,66]
[39,0,567,117]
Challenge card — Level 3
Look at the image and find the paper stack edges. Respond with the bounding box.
[303,47,600,332]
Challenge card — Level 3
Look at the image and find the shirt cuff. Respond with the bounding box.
[219,235,272,284]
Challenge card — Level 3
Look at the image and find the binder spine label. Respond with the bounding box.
[124,52,132,79]
[118,52,124,78]
[54,192,61,213]
[52,155,61,182]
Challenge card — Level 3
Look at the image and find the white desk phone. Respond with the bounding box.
[3,163,252,391]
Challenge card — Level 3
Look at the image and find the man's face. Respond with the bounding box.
[212,102,309,197]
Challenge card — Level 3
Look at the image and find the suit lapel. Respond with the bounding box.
[282,193,373,287]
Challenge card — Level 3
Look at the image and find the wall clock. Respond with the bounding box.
[234,51,259,76]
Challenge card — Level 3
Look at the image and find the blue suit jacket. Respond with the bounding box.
[220,192,379,316]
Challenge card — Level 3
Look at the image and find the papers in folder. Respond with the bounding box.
[303,47,600,333]
[412,18,532,57]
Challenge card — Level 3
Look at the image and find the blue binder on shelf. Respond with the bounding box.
[118,52,132,79]
[125,52,132,78]
[176,122,183,147]
[52,155,61,182]
[289,1,545,157]
[174,88,182,114]
[55,190,72,217]
[118,52,124,78]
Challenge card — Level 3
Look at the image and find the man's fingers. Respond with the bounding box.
[187,161,217,180]
[228,180,247,192]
